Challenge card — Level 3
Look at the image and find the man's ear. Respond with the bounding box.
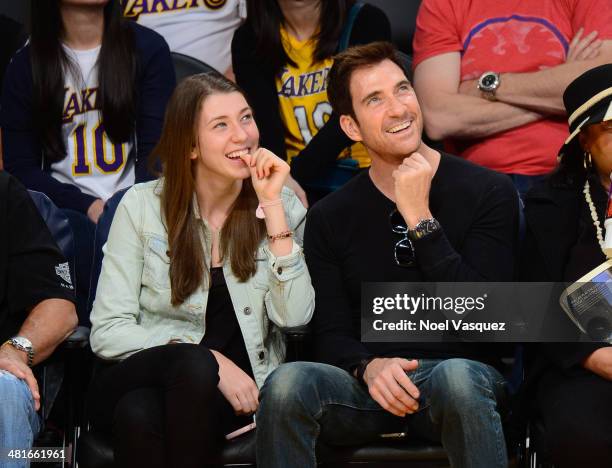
[339,114,363,142]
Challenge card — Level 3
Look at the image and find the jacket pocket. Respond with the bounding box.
[143,235,171,290]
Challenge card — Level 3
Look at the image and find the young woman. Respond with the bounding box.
[88,72,314,468]
[232,0,391,199]
[521,64,612,467]
[0,0,175,320]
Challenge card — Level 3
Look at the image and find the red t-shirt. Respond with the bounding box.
[413,0,612,175]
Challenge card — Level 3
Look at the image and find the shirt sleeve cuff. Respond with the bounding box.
[263,241,304,281]
[413,227,458,274]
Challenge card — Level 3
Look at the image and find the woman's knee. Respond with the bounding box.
[113,388,164,439]
[162,344,219,392]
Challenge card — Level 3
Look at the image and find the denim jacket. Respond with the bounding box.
[90,180,315,388]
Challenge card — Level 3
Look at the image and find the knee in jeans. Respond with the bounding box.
[260,362,321,411]
[164,344,219,393]
[429,359,496,411]
[0,371,34,416]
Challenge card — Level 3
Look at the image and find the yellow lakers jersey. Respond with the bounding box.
[275,27,369,168]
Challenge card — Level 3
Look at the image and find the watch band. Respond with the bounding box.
[408,218,441,241]
[3,338,34,367]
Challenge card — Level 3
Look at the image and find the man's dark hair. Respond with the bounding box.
[327,41,405,119]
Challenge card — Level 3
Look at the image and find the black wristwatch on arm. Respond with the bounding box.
[408,218,441,241]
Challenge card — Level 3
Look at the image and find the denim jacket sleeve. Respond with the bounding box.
[90,187,167,360]
[260,187,315,328]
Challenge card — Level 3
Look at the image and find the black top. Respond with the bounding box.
[563,178,608,281]
[231,4,391,183]
[200,267,254,379]
[521,176,609,372]
[0,15,26,91]
[0,171,75,343]
[304,153,519,372]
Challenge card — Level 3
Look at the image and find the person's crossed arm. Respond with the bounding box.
[457,29,612,115]
[414,30,611,141]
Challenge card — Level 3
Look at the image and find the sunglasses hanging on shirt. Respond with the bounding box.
[389,209,416,268]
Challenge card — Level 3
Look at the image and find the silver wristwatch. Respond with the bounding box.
[477,71,501,101]
[6,336,34,367]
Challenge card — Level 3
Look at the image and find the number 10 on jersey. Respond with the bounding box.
[72,122,127,176]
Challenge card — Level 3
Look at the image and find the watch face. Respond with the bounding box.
[409,218,440,240]
[479,72,499,92]
[482,74,497,87]
[12,337,32,350]
[420,219,437,234]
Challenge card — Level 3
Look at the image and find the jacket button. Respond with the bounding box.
[277,267,283,275]
[243,307,251,315]
[258,351,265,360]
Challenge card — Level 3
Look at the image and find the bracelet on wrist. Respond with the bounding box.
[256,199,282,219]
[267,230,293,242]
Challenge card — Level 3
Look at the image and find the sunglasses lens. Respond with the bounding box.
[395,238,415,267]
[390,209,407,234]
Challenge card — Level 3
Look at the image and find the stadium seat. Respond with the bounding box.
[28,190,75,274]
[171,51,217,82]
[366,0,422,56]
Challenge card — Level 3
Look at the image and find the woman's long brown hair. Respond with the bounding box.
[151,73,266,306]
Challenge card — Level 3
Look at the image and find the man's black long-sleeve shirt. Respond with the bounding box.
[304,153,518,373]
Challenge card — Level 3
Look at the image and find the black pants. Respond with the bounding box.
[87,344,251,468]
[537,368,612,467]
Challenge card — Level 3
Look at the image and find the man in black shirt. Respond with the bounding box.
[256,42,518,468]
[0,171,77,455]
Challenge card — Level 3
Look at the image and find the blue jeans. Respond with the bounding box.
[256,359,508,468]
[0,371,40,468]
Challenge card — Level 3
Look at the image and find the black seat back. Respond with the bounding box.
[171,51,217,83]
